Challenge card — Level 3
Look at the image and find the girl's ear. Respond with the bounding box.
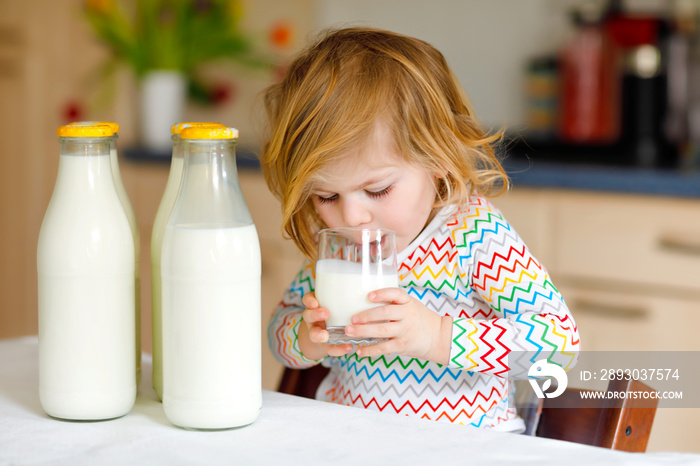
[432,166,448,183]
[432,170,448,201]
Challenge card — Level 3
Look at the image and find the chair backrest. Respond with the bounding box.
[535,378,658,452]
[278,367,658,452]
[278,365,330,399]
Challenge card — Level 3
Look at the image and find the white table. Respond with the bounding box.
[2,336,699,466]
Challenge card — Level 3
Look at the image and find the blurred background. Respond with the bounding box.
[1,0,699,453]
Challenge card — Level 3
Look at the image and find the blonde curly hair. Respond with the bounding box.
[260,27,508,261]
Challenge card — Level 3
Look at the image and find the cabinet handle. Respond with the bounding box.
[570,298,649,319]
[657,233,700,256]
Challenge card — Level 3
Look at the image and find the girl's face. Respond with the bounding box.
[310,121,438,252]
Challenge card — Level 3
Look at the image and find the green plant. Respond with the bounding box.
[83,0,272,104]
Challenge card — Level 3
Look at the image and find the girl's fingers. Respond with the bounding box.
[345,319,398,339]
[308,325,329,344]
[303,306,329,324]
[355,341,390,358]
[326,344,353,357]
[367,287,411,305]
[302,292,320,309]
[350,304,398,325]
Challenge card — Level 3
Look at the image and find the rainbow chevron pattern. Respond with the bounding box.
[268,195,580,430]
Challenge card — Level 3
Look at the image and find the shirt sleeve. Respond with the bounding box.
[447,198,580,379]
[267,260,325,369]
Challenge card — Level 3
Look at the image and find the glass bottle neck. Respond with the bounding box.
[182,139,238,186]
[55,138,117,195]
[171,135,184,160]
[59,137,112,158]
[168,139,252,228]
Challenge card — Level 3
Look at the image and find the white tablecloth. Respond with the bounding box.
[2,336,700,465]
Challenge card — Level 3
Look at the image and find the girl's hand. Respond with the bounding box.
[298,292,354,360]
[344,288,452,364]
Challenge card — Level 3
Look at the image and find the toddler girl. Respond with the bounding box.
[261,27,579,431]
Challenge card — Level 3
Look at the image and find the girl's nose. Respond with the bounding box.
[340,198,371,228]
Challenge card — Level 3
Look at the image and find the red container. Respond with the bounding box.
[559,18,622,144]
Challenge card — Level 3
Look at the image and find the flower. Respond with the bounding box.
[269,21,293,49]
[86,0,113,15]
[83,0,272,102]
[210,82,236,105]
[61,100,85,123]
[188,78,237,106]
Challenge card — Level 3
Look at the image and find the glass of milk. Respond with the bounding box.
[315,228,398,345]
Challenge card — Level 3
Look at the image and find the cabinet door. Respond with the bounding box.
[648,408,700,453]
[559,285,700,352]
[554,192,700,294]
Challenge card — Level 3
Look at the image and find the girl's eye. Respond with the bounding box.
[315,194,338,205]
[366,186,393,199]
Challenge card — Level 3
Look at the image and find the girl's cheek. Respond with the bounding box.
[315,205,338,228]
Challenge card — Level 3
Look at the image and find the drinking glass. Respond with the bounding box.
[315,228,398,345]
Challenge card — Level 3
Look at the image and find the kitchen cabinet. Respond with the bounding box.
[556,286,699,351]
[554,192,700,294]
[494,187,700,453]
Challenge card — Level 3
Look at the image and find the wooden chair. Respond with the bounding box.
[278,365,330,399]
[278,367,658,452]
[535,377,658,452]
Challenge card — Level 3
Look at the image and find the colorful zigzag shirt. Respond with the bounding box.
[268,195,580,431]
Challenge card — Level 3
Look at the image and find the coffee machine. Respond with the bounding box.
[606,12,679,168]
[524,2,681,169]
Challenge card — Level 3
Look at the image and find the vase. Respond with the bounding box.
[139,70,187,153]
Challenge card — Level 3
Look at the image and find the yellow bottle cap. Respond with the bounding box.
[171,122,224,134]
[57,124,115,138]
[180,126,239,140]
[69,121,119,133]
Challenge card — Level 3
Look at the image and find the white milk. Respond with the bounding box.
[161,223,261,429]
[315,259,399,328]
[151,154,184,401]
[110,141,142,387]
[37,152,136,420]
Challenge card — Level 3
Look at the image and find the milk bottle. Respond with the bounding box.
[37,124,136,420]
[151,122,224,402]
[69,121,142,387]
[109,123,141,388]
[161,126,261,429]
